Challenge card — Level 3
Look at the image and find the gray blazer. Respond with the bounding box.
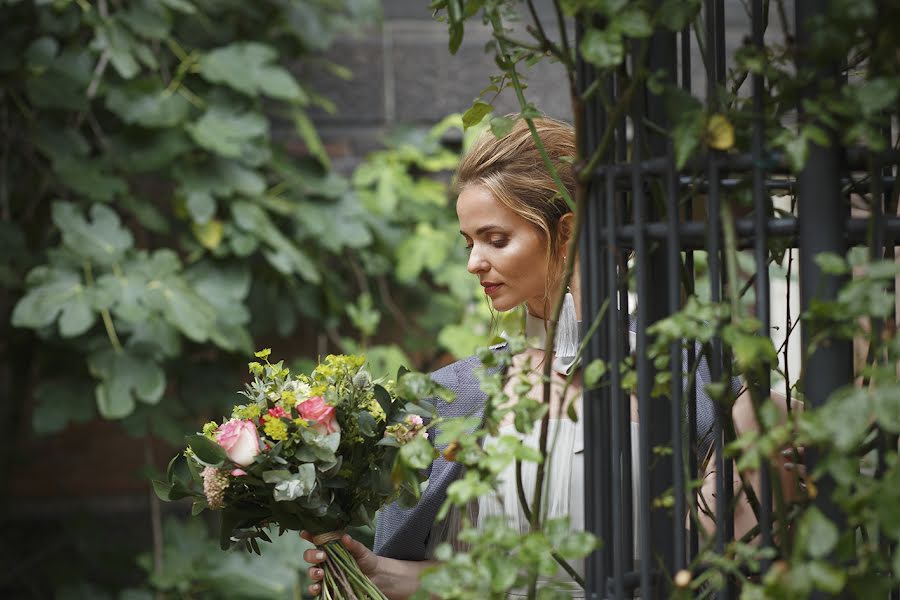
[373,347,732,561]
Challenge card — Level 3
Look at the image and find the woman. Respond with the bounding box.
[302,118,800,598]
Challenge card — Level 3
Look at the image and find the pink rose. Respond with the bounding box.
[267,406,288,420]
[296,396,340,434]
[231,468,247,477]
[215,419,261,466]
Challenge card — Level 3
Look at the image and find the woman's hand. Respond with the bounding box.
[301,531,380,597]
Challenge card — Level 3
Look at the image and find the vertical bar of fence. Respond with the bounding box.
[704,0,731,595]
[644,11,678,595]
[794,4,853,599]
[576,22,610,598]
[665,147,686,573]
[680,21,700,564]
[750,0,773,558]
[631,113,653,600]
[605,170,625,600]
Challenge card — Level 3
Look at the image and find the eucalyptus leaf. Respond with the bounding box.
[187,433,227,466]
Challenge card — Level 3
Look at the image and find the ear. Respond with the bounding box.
[556,213,575,250]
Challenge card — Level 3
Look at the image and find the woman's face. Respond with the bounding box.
[457,185,555,317]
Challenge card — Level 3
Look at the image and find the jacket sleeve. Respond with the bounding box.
[373,355,490,560]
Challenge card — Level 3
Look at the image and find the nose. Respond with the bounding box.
[467,245,489,275]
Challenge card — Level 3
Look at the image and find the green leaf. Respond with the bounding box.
[777,129,809,172]
[231,202,320,282]
[856,77,899,118]
[25,36,59,70]
[807,560,846,594]
[657,0,701,31]
[346,292,380,337]
[191,499,208,515]
[556,530,598,560]
[152,479,173,501]
[262,469,292,483]
[186,191,216,224]
[31,378,96,435]
[159,0,196,13]
[52,202,133,266]
[872,385,900,433]
[395,223,451,281]
[584,359,607,387]
[105,84,190,128]
[199,42,307,102]
[110,130,191,175]
[612,7,652,37]
[272,463,316,501]
[462,101,493,129]
[814,252,849,275]
[797,506,839,559]
[294,194,373,253]
[120,2,171,39]
[11,265,95,337]
[187,106,268,159]
[399,434,437,470]
[293,109,330,168]
[187,433,227,466]
[93,21,141,79]
[357,412,377,437]
[672,114,704,169]
[52,156,128,202]
[579,29,624,69]
[489,115,515,138]
[88,349,166,419]
[446,470,492,505]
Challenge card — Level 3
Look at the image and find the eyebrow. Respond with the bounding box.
[459,224,508,236]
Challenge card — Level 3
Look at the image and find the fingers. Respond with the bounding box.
[308,583,321,596]
[308,566,325,581]
[303,548,327,565]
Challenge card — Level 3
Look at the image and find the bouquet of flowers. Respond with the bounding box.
[154,350,451,599]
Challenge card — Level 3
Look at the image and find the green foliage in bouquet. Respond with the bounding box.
[155,351,451,553]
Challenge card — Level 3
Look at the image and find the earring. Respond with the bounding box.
[555,289,578,359]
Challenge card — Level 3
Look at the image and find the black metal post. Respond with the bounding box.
[794,3,853,598]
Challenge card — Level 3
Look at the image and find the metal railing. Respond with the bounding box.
[576,0,898,597]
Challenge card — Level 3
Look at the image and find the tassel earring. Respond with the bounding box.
[551,285,580,375]
[554,290,578,359]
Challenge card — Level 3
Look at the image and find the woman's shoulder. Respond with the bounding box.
[427,343,507,407]
[429,343,507,382]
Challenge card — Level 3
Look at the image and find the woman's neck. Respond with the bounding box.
[524,311,581,376]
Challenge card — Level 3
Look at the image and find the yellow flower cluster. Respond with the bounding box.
[232,404,262,420]
[202,421,219,440]
[366,398,386,422]
[313,354,366,379]
[263,418,288,441]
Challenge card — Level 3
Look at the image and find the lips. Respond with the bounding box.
[481,282,503,297]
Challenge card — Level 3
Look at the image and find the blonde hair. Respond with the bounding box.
[454,117,576,314]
